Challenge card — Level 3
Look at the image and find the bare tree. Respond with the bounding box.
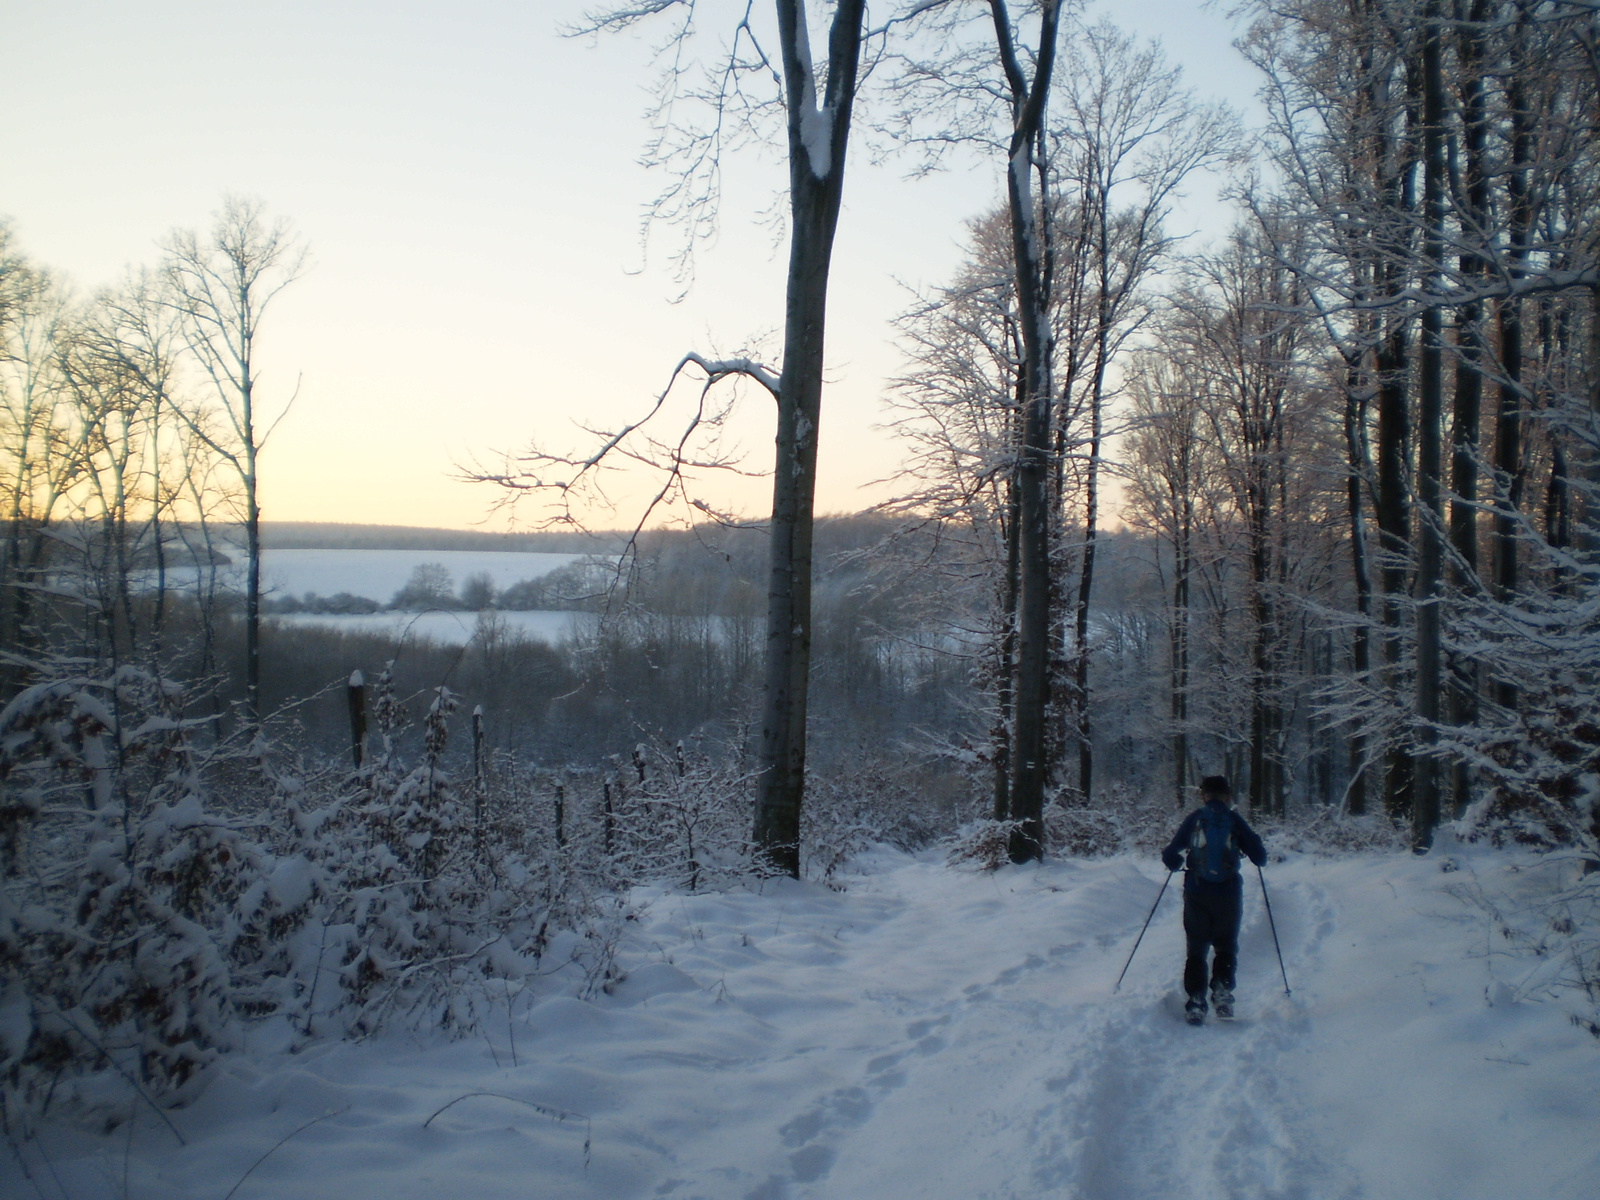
[874,0,1067,857]
[1050,21,1238,809]
[886,12,1233,832]
[1169,226,1319,817]
[476,2,877,875]
[978,0,1065,862]
[51,271,189,668]
[1123,351,1213,808]
[885,211,1028,822]
[0,238,81,691]
[164,196,307,727]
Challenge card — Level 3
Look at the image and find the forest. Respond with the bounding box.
[2,0,1598,1179]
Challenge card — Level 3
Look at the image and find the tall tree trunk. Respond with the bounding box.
[1171,489,1191,809]
[752,0,867,877]
[150,386,168,651]
[1446,0,1491,815]
[1491,59,1531,711]
[1376,28,1419,818]
[1542,299,1572,578]
[994,462,1021,820]
[1377,310,1413,816]
[1248,486,1274,817]
[1547,443,1571,555]
[245,443,261,727]
[1412,0,1446,850]
[993,0,1064,864]
[1071,214,1114,810]
[1011,365,1052,861]
[1073,362,1102,810]
[1344,359,1375,815]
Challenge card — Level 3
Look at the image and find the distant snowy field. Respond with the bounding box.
[263,549,586,602]
[163,549,587,605]
[10,838,1597,1200]
[265,609,596,646]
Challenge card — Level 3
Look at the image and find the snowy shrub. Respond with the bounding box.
[1461,666,1600,859]
[283,675,542,1035]
[1438,564,1600,1037]
[802,753,951,881]
[0,669,254,1111]
[0,659,643,1120]
[1446,537,1600,864]
[278,669,639,1035]
[597,738,756,891]
[1265,806,1410,857]
[1445,851,1600,1039]
[946,819,1023,870]
[1043,780,1178,858]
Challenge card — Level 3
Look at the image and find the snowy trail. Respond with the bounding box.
[9,846,1598,1200]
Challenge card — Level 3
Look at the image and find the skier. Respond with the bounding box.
[1161,775,1266,1024]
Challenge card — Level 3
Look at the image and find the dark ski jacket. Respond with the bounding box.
[1162,798,1267,892]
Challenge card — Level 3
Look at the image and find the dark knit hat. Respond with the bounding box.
[1199,775,1232,797]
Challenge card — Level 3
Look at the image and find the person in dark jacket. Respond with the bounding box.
[1161,775,1266,1024]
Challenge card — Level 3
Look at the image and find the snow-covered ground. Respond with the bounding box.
[265,608,596,646]
[9,840,1597,1200]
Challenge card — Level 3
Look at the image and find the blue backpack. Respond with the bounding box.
[1189,804,1239,883]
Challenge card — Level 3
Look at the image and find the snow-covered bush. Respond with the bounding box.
[266,669,623,1036]
[594,738,755,891]
[1265,805,1410,857]
[0,660,639,1120]
[1043,780,1180,858]
[803,754,947,882]
[1445,480,1600,865]
[946,819,1023,870]
[0,669,255,1111]
[1445,850,1600,1040]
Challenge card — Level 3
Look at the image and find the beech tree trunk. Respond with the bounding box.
[994,459,1021,821]
[1446,0,1491,816]
[1375,73,1417,816]
[752,0,867,877]
[1171,492,1191,809]
[1412,0,1446,849]
[1073,349,1103,810]
[987,0,1064,864]
[1344,359,1374,816]
[1491,54,1532,711]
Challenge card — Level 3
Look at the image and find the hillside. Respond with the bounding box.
[10,837,1595,1200]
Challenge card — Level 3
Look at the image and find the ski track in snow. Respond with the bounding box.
[8,845,1598,1200]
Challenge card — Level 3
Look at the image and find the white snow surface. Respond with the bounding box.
[10,842,1597,1200]
[158,549,587,605]
[265,609,597,646]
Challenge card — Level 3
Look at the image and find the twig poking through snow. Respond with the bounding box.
[221,1107,349,1200]
[421,1092,592,1168]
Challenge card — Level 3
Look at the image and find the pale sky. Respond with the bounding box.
[3,0,1262,532]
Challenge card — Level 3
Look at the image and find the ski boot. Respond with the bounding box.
[1210,985,1235,1021]
[1184,996,1206,1026]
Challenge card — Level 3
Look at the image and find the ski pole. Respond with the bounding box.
[1257,863,1291,997]
[1113,869,1174,993]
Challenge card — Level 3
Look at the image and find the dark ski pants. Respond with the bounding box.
[1182,882,1242,1004]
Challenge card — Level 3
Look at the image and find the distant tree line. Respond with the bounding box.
[258,521,617,553]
